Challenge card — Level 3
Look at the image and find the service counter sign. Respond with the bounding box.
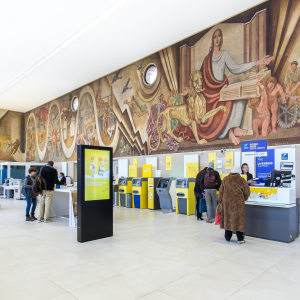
[85,148,110,201]
[255,149,274,182]
[241,140,267,157]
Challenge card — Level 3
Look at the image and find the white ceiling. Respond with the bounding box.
[0,0,265,113]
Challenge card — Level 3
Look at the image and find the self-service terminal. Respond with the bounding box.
[156,177,176,213]
[118,177,133,208]
[175,178,196,215]
[148,177,161,210]
[132,178,148,209]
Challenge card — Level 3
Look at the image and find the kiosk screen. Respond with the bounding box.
[84,148,110,201]
[158,179,169,188]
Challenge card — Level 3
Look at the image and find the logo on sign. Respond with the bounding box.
[281,153,288,160]
[244,144,249,150]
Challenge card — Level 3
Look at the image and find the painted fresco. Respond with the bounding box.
[24,0,300,162]
[0,111,23,162]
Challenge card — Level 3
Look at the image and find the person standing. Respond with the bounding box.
[194,167,207,220]
[241,163,254,186]
[59,172,66,185]
[200,162,222,223]
[218,166,250,244]
[37,161,66,223]
[23,167,38,221]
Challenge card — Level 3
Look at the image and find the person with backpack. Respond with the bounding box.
[200,162,222,223]
[22,167,38,221]
[194,167,207,220]
[37,161,66,223]
[218,166,250,244]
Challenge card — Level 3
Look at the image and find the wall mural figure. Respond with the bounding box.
[124,96,149,128]
[26,117,37,162]
[175,28,274,146]
[36,107,48,151]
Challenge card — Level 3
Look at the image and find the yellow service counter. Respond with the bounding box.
[249,186,296,205]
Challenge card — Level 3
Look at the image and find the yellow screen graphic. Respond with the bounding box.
[85,149,110,201]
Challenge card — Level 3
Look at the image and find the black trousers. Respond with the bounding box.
[225,230,244,241]
[195,197,203,220]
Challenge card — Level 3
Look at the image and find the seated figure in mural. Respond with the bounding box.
[248,82,271,139]
[174,28,274,145]
[285,61,300,98]
[119,136,130,155]
[264,76,286,133]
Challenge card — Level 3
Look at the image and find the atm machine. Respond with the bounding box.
[148,177,161,210]
[175,178,196,215]
[132,178,148,209]
[118,177,133,208]
[156,177,176,213]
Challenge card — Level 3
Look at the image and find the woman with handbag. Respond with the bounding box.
[22,167,37,221]
[218,166,250,244]
[194,167,207,220]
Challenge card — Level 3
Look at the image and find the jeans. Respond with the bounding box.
[204,189,218,220]
[225,230,244,241]
[38,190,54,221]
[25,197,37,216]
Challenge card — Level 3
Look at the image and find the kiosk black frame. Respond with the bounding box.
[77,145,113,243]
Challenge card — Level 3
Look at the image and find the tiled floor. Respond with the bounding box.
[1,198,300,300]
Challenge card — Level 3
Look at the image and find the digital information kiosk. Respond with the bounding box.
[77,145,113,243]
[175,178,196,215]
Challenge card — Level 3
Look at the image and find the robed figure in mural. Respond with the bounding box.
[174,28,274,145]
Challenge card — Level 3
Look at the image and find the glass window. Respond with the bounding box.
[145,65,157,85]
[72,96,79,112]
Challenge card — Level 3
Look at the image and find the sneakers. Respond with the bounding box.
[44,219,52,223]
[238,240,246,244]
[37,219,42,223]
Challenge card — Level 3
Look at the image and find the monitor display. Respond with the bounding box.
[132,179,138,185]
[177,181,183,185]
[157,179,169,188]
[270,170,292,186]
[84,148,110,201]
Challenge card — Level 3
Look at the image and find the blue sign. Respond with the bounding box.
[256,149,275,183]
[241,140,267,153]
[281,153,288,160]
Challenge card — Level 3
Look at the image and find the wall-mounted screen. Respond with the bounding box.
[85,148,110,201]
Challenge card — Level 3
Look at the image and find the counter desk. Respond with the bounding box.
[49,187,77,227]
[245,187,299,243]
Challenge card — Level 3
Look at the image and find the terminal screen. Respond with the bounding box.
[84,148,110,201]
[132,179,138,185]
[177,181,183,185]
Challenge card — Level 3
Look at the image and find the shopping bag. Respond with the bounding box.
[199,198,207,213]
[214,204,221,225]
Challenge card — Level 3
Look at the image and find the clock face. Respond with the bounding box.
[72,97,78,111]
[145,65,157,85]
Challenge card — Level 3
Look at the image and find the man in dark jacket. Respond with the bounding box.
[37,161,66,223]
[200,162,222,223]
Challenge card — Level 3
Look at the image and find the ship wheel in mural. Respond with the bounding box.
[277,95,299,129]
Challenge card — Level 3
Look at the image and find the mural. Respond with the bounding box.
[24,0,300,162]
[0,110,23,162]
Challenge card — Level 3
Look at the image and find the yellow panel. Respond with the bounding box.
[186,163,198,178]
[148,178,153,184]
[225,151,234,169]
[133,158,137,166]
[208,152,217,169]
[142,165,152,177]
[129,165,137,177]
[220,174,229,180]
[166,156,172,170]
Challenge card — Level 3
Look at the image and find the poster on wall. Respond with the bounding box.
[225,151,234,169]
[208,152,216,169]
[255,149,274,183]
[85,148,110,201]
[241,140,268,157]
